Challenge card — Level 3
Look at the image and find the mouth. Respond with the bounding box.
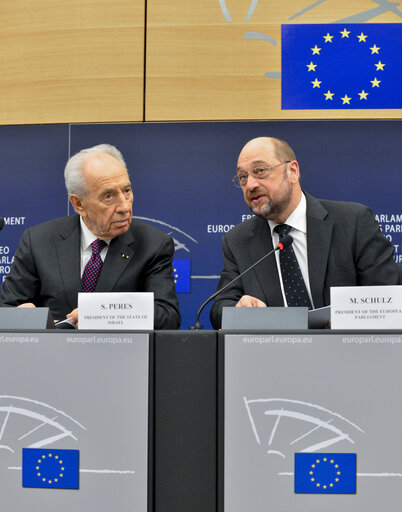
[113,218,130,227]
[249,194,266,205]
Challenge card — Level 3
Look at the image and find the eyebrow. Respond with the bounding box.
[237,160,268,172]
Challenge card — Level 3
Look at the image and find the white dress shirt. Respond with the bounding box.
[79,217,110,277]
[268,193,314,308]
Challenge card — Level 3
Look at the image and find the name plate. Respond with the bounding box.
[331,285,402,329]
[78,292,154,330]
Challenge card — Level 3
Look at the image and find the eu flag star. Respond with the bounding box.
[357,32,368,42]
[358,90,369,100]
[340,28,350,38]
[375,61,385,71]
[370,44,380,54]
[306,62,317,72]
[341,94,351,104]
[324,90,334,100]
[311,45,321,55]
[370,77,381,87]
[323,33,334,43]
[311,78,322,88]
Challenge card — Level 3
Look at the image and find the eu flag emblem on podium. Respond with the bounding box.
[22,448,79,489]
[294,453,356,494]
[282,24,402,109]
[173,259,191,293]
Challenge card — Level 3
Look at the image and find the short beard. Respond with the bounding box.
[249,186,292,221]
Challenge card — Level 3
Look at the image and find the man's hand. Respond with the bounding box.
[235,295,267,308]
[66,308,79,329]
[17,303,36,308]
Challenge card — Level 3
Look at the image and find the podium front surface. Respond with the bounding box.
[0,331,150,512]
[222,330,402,512]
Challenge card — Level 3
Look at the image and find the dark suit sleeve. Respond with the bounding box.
[354,205,399,285]
[143,235,181,330]
[0,228,40,306]
[209,234,244,330]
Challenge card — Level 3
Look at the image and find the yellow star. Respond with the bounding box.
[323,485,327,489]
[371,77,381,87]
[340,28,350,38]
[306,61,317,72]
[375,61,385,71]
[311,477,315,481]
[370,44,380,54]
[316,483,320,487]
[358,90,369,100]
[330,483,334,487]
[357,32,368,42]
[341,94,351,104]
[324,90,334,100]
[311,78,322,88]
[335,478,339,482]
[311,45,321,55]
[323,33,334,43]
[323,458,327,462]
[309,471,313,474]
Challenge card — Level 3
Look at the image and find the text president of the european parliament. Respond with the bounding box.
[210,137,399,329]
[0,144,181,329]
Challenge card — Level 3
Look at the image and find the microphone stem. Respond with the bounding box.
[192,245,281,329]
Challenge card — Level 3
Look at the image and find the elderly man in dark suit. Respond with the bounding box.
[210,137,399,329]
[0,144,181,329]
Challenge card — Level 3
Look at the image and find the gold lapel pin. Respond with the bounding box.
[121,253,129,259]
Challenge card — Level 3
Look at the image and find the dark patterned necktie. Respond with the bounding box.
[81,239,107,293]
[274,224,312,309]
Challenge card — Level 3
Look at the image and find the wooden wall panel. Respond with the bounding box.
[0,1,145,124]
[145,0,401,120]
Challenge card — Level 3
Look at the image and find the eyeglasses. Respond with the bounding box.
[232,161,291,188]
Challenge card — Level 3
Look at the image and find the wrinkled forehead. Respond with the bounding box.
[83,153,130,185]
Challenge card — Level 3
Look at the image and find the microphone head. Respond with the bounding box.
[0,218,4,231]
[277,234,293,250]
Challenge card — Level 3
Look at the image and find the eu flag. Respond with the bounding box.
[294,453,356,494]
[282,24,402,109]
[173,259,191,293]
[22,448,79,489]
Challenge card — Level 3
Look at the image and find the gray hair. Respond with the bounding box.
[64,144,127,196]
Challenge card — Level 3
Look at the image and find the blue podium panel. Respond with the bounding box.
[0,331,149,512]
[224,332,402,511]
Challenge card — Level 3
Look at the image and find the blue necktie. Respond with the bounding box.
[274,224,312,309]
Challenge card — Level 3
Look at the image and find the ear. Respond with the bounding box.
[69,194,86,216]
[287,160,300,184]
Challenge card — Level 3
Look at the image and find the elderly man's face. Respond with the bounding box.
[72,152,133,240]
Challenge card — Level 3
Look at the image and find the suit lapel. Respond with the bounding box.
[55,215,81,311]
[95,229,135,292]
[248,217,284,306]
[305,193,333,308]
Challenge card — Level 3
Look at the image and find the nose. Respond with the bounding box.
[244,173,260,191]
[116,192,132,213]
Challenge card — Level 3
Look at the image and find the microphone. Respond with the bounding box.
[0,218,4,231]
[191,234,293,329]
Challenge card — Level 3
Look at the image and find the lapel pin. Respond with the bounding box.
[121,253,129,259]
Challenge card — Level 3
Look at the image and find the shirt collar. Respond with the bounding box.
[80,216,110,251]
[268,192,307,235]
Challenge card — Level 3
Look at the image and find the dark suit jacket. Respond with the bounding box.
[0,215,181,329]
[210,193,399,329]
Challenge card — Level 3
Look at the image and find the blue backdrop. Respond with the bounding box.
[1,121,401,328]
